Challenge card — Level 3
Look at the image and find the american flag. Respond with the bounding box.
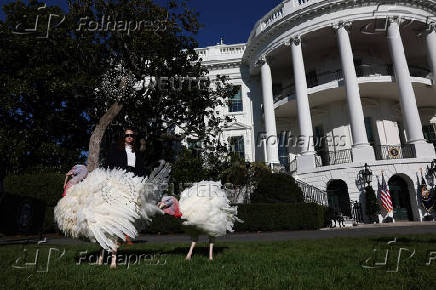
[379,173,393,212]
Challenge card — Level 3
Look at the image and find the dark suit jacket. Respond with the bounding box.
[106,145,146,177]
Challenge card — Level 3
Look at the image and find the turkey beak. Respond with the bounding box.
[158,202,165,209]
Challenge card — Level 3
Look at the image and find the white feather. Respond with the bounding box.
[179,181,242,237]
[54,167,162,251]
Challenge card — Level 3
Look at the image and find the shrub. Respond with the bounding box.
[169,149,210,195]
[4,172,64,207]
[4,172,64,233]
[220,156,249,187]
[235,203,325,231]
[365,186,379,222]
[251,172,303,203]
[143,202,325,234]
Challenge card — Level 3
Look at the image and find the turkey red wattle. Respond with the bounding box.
[160,197,182,219]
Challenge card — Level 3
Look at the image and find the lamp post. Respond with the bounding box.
[359,163,373,187]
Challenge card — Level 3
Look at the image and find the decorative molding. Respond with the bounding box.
[427,22,436,33]
[203,60,243,70]
[289,35,301,46]
[224,121,252,131]
[332,21,352,32]
[387,16,403,26]
[243,0,436,70]
[255,55,267,68]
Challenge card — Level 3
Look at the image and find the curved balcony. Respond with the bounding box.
[273,64,432,104]
[244,0,436,69]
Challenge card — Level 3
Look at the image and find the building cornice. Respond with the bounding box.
[244,0,436,71]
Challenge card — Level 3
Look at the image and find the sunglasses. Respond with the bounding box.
[125,134,135,138]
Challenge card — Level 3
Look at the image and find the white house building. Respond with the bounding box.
[196,0,436,222]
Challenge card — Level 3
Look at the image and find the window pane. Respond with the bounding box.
[230,136,245,160]
[229,86,243,112]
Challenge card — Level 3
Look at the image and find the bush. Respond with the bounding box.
[146,214,184,234]
[0,194,46,235]
[143,202,325,234]
[235,203,325,231]
[5,172,64,207]
[169,149,210,195]
[4,172,64,233]
[251,172,303,203]
[365,186,379,222]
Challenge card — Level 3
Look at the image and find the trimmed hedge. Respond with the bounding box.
[143,203,326,234]
[251,173,303,203]
[3,173,326,234]
[5,173,64,207]
[234,203,325,231]
[4,173,64,233]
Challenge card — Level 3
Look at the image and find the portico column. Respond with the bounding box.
[289,36,316,172]
[290,36,315,155]
[387,17,435,158]
[426,24,436,89]
[335,22,375,161]
[259,57,280,164]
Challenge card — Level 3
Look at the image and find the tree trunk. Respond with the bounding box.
[87,102,124,172]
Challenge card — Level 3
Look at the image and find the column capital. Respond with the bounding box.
[287,35,301,46]
[255,55,267,67]
[426,22,436,33]
[387,16,406,26]
[333,21,352,31]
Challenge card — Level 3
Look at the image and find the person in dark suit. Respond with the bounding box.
[105,128,146,246]
[106,129,146,177]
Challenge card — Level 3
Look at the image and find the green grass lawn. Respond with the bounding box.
[2,234,436,289]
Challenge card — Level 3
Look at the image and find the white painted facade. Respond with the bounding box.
[195,0,436,222]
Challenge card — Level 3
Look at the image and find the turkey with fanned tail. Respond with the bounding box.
[54,162,170,268]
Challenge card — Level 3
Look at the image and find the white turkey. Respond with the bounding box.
[54,162,170,268]
[158,181,242,260]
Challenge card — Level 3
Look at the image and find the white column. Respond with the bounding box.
[290,36,315,155]
[335,22,375,161]
[259,58,280,164]
[289,36,316,172]
[426,25,436,89]
[387,18,435,158]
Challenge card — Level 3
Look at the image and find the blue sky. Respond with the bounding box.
[0,0,281,47]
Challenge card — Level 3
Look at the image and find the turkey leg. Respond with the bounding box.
[186,235,199,260]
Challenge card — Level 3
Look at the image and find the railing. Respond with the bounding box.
[374,144,416,160]
[195,44,246,61]
[273,64,432,104]
[295,179,329,206]
[261,4,284,30]
[316,149,353,167]
[220,46,246,55]
[355,64,393,77]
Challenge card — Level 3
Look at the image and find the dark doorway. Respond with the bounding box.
[327,180,351,217]
[388,175,413,221]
